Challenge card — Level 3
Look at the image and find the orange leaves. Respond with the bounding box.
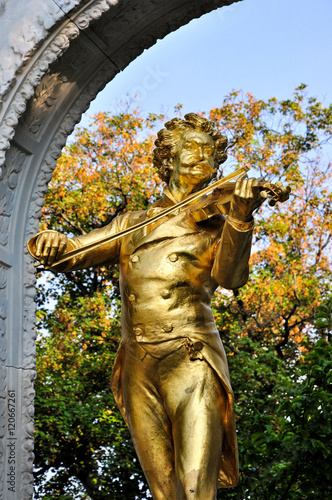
[40,107,165,236]
[36,290,121,388]
[208,87,332,356]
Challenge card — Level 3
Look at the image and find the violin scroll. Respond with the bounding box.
[260,181,291,206]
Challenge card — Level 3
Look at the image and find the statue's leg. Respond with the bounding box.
[121,348,176,500]
[159,348,224,500]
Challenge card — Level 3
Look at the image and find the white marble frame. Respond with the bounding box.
[0,0,239,497]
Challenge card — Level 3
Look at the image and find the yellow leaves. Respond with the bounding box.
[40,108,165,233]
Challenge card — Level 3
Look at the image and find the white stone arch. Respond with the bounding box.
[0,0,240,497]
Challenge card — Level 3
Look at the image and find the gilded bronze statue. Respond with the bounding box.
[28,114,290,499]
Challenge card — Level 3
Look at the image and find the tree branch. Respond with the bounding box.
[315,232,332,265]
[233,289,256,338]
[60,211,87,235]
[63,271,90,295]
[46,206,87,235]
[275,300,300,358]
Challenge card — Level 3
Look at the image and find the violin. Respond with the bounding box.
[189,176,291,223]
[31,166,291,268]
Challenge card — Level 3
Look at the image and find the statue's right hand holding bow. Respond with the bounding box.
[33,230,68,267]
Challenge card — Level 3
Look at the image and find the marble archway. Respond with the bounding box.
[0,1,240,497]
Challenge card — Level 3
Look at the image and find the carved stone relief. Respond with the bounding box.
[0,0,119,167]
[18,34,104,138]
[0,147,27,247]
[0,0,86,97]
[20,369,36,499]
[0,266,7,499]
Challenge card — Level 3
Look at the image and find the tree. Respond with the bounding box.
[208,86,332,498]
[34,88,332,499]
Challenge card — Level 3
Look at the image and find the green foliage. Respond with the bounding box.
[218,338,332,499]
[34,91,332,498]
[34,292,149,499]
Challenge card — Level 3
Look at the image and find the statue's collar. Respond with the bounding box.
[161,186,179,206]
[149,187,179,209]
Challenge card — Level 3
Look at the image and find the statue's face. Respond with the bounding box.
[169,130,217,189]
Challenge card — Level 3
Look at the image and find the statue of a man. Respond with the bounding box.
[28,114,265,499]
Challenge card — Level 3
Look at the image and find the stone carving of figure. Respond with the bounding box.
[28,113,267,499]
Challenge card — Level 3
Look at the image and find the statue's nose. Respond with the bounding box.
[198,146,204,159]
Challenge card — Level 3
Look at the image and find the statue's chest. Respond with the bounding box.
[119,214,223,280]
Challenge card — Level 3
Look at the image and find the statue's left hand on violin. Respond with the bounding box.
[189,170,291,224]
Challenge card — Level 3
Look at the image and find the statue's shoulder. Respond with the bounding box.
[119,209,147,229]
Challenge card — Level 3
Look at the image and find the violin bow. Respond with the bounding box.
[34,165,250,269]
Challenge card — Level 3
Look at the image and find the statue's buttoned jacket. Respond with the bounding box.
[28,191,254,488]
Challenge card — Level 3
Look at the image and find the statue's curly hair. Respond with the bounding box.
[153,113,228,184]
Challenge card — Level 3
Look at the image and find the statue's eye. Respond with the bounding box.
[184,142,196,150]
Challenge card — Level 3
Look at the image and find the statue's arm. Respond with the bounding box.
[211,217,254,289]
[211,176,264,290]
[27,214,128,272]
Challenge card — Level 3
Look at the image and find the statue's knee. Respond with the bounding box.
[176,469,217,500]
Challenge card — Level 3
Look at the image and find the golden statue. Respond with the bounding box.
[27,114,290,499]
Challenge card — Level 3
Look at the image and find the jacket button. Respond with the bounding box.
[169,253,178,262]
[193,341,203,351]
[161,290,171,299]
[133,326,143,336]
[131,255,139,263]
[162,323,173,333]
[129,294,136,302]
